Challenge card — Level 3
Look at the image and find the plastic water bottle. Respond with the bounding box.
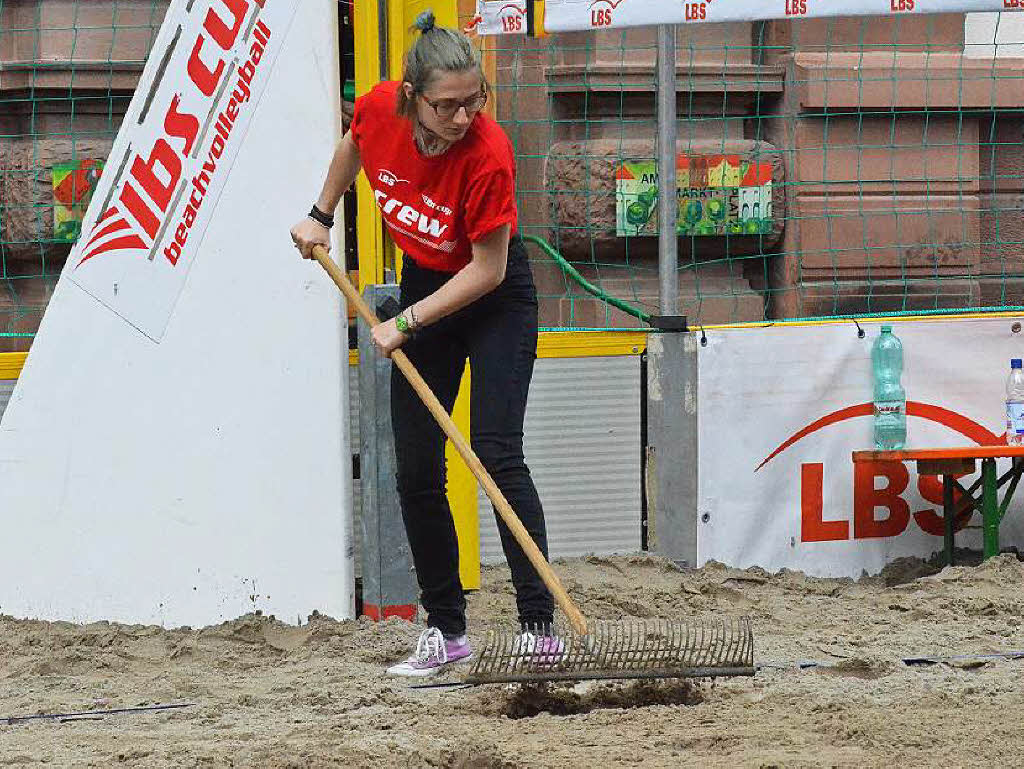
[1006,359,1024,446]
[872,325,906,450]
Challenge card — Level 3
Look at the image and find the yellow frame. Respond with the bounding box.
[0,352,28,380]
[352,0,480,587]
[538,330,646,358]
[706,310,1024,331]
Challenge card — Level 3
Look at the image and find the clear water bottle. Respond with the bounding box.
[1005,359,1024,446]
[872,325,906,450]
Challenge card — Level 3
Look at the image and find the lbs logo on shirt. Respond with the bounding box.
[377,169,408,187]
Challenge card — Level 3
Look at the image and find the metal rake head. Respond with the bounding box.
[464,617,755,685]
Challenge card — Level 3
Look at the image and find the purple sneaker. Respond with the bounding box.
[385,627,472,678]
[513,631,566,666]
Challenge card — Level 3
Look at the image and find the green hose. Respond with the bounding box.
[521,235,652,325]
[522,235,1024,329]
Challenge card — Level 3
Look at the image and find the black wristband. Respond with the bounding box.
[308,204,335,228]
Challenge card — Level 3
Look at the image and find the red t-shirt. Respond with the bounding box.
[350,81,518,273]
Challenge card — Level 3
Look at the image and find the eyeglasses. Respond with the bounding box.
[419,89,488,120]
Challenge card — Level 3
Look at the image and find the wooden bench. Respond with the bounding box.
[852,447,1024,565]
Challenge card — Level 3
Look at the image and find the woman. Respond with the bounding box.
[290,11,559,677]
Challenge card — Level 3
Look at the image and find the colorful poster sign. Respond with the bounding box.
[616,155,773,237]
[52,160,103,243]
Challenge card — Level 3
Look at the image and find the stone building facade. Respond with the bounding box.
[0,0,169,351]
[500,14,1024,328]
[2,5,1022,345]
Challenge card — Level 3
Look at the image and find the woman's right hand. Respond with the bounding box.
[290,216,330,260]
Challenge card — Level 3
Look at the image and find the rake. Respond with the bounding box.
[313,246,755,685]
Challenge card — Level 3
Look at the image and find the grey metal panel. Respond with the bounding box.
[646,332,698,568]
[0,381,14,421]
[356,284,417,611]
[349,361,362,578]
[479,355,642,564]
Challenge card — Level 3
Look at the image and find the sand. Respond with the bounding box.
[2,553,1023,768]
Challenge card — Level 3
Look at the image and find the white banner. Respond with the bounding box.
[698,316,1024,577]
[477,0,1023,36]
[475,0,529,34]
[69,0,295,341]
[0,0,354,627]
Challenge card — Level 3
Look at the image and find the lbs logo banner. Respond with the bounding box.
[473,1,528,35]
[524,0,1019,34]
[696,318,1024,578]
[68,0,299,341]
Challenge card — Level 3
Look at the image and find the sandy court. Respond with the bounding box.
[2,553,1023,768]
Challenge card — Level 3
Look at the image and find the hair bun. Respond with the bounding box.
[413,10,436,33]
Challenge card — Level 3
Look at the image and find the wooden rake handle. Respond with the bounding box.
[313,246,588,637]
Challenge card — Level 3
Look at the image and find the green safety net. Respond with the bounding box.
[4,5,1024,346]
[0,0,168,351]
[475,11,1024,331]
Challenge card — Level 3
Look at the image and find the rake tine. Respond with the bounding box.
[612,623,621,670]
[644,622,653,670]
[722,619,736,666]
[712,620,725,667]
[627,622,635,670]
[697,620,705,666]
[636,621,645,669]
[733,617,747,664]
[682,621,691,664]
[698,622,710,667]
[703,621,713,667]
[692,622,703,667]
[673,620,682,662]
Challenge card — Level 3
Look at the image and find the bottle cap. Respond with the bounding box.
[881,325,892,333]
[1013,359,1022,369]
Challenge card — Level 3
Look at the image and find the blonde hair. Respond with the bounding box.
[396,10,486,120]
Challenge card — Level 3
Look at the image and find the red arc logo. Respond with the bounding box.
[77,206,147,268]
[756,401,1001,472]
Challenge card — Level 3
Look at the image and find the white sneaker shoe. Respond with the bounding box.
[385,627,473,678]
[512,631,566,665]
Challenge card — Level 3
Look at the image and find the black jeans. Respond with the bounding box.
[391,236,554,638]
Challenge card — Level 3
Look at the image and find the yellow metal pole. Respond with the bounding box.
[409,0,480,590]
[353,0,480,589]
[447,364,480,589]
[352,0,385,290]
[534,1,547,37]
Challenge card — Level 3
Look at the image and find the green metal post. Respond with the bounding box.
[982,458,1000,560]
[943,474,955,567]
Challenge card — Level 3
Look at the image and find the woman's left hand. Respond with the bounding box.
[371,318,408,357]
